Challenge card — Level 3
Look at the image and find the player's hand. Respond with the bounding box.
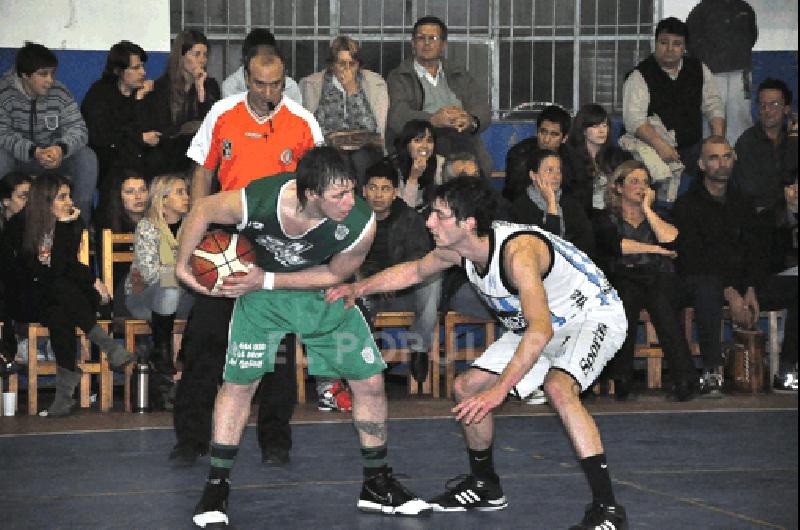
[452,386,507,425]
[175,261,217,296]
[324,283,361,309]
[218,265,264,298]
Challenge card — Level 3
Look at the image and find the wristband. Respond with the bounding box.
[262,271,275,290]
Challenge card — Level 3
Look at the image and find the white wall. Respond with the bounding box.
[663,0,798,51]
[0,0,170,51]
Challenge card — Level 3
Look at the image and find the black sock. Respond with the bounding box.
[208,442,239,482]
[468,446,498,482]
[361,445,388,478]
[579,453,615,506]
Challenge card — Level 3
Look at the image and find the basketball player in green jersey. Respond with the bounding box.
[175,146,431,528]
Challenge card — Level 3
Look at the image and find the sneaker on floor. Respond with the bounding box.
[193,478,229,528]
[318,380,352,412]
[570,502,628,530]
[773,372,799,392]
[261,447,290,465]
[698,372,724,399]
[429,474,508,512]
[169,443,206,466]
[524,388,547,405]
[358,467,431,515]
[317,381,337,411]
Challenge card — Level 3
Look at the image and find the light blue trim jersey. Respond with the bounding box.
[464,221,619,332]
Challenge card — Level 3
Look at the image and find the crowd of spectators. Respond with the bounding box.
[0,6,797,422]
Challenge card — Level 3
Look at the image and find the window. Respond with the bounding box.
[171,0,659,117]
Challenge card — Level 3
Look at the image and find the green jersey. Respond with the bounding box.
[238,172,374,273]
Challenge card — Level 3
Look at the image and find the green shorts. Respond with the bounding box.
[224,289,385,384]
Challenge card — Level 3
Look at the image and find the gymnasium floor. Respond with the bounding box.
[0,386,796,530]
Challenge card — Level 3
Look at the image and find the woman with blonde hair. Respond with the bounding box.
[594,160,695,401]
[126,173,193,375]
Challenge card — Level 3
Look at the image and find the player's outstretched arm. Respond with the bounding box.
[175,190,244,295]
[454,236,553,425]
[325,248,459,308]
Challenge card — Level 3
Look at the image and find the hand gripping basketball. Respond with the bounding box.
[189,230,257,292]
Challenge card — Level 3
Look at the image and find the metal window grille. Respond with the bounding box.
[171,0,660,118]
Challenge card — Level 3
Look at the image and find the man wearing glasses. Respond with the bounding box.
[386,15,494,176]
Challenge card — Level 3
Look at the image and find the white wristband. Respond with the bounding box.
[262,271,275,290]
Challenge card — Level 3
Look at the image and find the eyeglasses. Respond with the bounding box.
[429,209,455,221]
[759,100,784,110]
[334,60,358,69]
[414,34,442,43]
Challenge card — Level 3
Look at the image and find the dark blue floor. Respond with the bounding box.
[1,410,796,529]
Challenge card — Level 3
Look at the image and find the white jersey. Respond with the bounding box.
[464,221,619,333]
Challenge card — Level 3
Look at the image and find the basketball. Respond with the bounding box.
[189,230,257,291]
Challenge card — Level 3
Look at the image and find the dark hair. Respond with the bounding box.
[758,77,793,106]
[537,105,571,136]
[102,41,147,81]
[568,103,629,184]
[242,28,276,58]
[365,158,399,188]
[526,148,562,174]
[100,169,148,233]
[394,120,439,204]
[655,17,689,39]
[296,146,356,208]
[434,176,500,237]
[163,30,210,123]
[243,44,284,75]
[0,171,32,201]
[15,41,58,76]
[413,16,448,41]
[22,174,72,257]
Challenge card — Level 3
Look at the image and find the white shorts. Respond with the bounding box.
[471,304,627,399]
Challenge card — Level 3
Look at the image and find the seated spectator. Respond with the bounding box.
[125,173,193,375]
[138,30,220,177]
[386,15,493,175]
[672,136,761,397]
[755,174,798,391]
[221,28,302,103]
[510,148,594,255]
[442,151,482,181]
[622,17,724,193]
[503,105,575,202]
[0,174,133,416]
[360,158,439,381]
[567,104,631,213]
[594,160,696,401]
[393,119,444,209]
[0,171,32,373]
[0,42,97,224]
[733,78,799,210]
[300,36,387,181]
[81,40,156,207]
[93,169,148,317]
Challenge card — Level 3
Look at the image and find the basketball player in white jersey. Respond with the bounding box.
[326,176,629,530]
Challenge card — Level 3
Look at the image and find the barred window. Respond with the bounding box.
[172,0,659,117]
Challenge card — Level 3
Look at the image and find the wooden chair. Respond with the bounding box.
[26,230,114,414]
[443,311,496,399]
[294,311,441,402]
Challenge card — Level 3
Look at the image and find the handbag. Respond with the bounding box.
[724,328,768,393]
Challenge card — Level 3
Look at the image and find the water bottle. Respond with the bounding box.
[134,361,150,413]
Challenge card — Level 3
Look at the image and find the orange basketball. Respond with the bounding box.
[189,230,257,291]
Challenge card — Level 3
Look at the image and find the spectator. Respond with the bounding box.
[622,17,725,188]
[300,36,387,181]
[686,0,758,145]
[81,40,156,208]
[221,28,302,104]
[360,158,439,382]
[393,119,445,209]
[503,105,574,202]
[138,31,220,177]
[567,104,632,213]
[594,160,696,401]
[125,173,193,375]
[672,136,761,397]
[386,15,493,175]
[171,44,323,465]
[442,151,482,181]
[510,148,594,256]
[732,78,799,210]
[755,174,798,391]
[0,174,133,416]
[0,42,97,224]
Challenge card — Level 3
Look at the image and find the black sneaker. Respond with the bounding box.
[261,447,290,465]
[666,379,695,402]
[193,478,230,528]
[358,467,431,515]
[570,502,628,530]
[169,443,207,466]
[698,372,724,399]
[773,372,799,392]
[429,474,508,512]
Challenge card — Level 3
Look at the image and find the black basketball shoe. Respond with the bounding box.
[428,474,508,512]
[358,467,431,515]
[570,502,628,530]
[193,478,230,528]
